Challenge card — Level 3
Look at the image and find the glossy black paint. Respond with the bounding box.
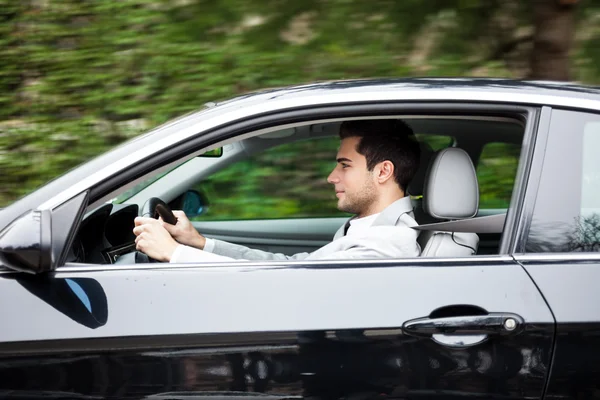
[0,326,553,399]
[0,259,554,399]
[520,263,600,400]
[543,324,600,400]
[0,209,51,273]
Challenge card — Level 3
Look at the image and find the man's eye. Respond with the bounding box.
[342,164,349,169]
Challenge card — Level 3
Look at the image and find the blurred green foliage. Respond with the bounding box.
[1,0,600,209]
[193,134,517,221]
[477,143,521,209]
[195,137,345,220]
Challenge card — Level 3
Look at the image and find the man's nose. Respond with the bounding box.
[327,168,338,184]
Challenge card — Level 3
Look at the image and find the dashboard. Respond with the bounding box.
[68,203,139,264]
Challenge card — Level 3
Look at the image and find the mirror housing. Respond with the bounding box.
[0,191,87,274]
[0,209,53,274]
[182,190,208,217]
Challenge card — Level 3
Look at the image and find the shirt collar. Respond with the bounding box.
[371,196,414,227]
[349,212,380,228]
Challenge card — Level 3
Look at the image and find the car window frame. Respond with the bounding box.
[46,103,542,273]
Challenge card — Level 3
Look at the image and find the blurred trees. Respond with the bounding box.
[1,0,600,206]
[531,0,578,80]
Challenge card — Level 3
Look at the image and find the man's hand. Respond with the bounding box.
[161,210,207,250]
[133,217,179,262]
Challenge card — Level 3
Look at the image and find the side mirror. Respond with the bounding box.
[0,192,87,274]
[0,210,53,274]
[181,190,208,218]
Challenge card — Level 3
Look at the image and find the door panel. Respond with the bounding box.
[0,259,554,399]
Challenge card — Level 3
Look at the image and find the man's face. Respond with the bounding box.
[327,136,377,217]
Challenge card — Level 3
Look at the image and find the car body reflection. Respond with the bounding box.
[0,326,552,399]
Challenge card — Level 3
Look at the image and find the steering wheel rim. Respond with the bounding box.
[140,197,177,224]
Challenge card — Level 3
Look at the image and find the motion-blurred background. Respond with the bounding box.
[1,0,598,209]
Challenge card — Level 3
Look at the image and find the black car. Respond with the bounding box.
[0,78,599,399]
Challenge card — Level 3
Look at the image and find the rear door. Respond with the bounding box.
[515,108,600,400]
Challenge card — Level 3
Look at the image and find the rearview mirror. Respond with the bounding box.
[199,147,223,157]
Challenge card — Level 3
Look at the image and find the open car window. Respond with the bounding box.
[67,114,527,265]
[192,136,349,221]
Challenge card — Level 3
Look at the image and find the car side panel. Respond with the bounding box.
[0,326,554,399]
[0,260,553,399]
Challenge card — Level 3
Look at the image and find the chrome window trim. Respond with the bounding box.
[37,90,600,212]
[514,253,600,263]
[40,255,517,274]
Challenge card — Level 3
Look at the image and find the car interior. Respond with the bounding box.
[67,114,525,265]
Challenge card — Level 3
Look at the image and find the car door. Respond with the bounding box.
[514,107,600,400]
[0,100,555,400]
[0,258,553,399]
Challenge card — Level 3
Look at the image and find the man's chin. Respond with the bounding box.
[337,201,354,214]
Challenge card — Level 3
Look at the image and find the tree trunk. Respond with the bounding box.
[529,0,578,81]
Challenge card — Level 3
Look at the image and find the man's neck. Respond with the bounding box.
[356,191,405,218]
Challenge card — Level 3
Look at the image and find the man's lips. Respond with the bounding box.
[335,191,344,197]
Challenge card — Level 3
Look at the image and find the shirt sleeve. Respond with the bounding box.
[170,244,185,263]
[170,244,238,263]
[203,237,216,253]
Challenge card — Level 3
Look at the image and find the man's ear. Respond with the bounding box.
[376,160,395,184]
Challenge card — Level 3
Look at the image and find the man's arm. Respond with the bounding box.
[208,238,310,261]
[304,225,421,260]
[161,211,311,261]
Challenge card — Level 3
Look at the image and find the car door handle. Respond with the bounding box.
[403,313,524,337]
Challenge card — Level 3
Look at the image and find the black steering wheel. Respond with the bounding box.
[140,197,177,224]
[135,197,178,263]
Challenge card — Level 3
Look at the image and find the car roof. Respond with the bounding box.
[209,77,600,112]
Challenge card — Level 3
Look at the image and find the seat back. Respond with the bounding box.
[407,141,439,225]
[419,148,480,257]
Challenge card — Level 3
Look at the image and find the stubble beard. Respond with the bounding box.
[337,178,377,216]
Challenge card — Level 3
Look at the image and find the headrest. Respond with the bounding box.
[407,141,435,197]
[423,148,479,220]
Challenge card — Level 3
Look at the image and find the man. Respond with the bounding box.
[133,119,422,262]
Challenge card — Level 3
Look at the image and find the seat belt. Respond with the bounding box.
[412,213,507,234]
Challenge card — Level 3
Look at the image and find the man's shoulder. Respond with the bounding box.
[373,197,416,227]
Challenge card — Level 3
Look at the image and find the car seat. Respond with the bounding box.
[417,147,480,256]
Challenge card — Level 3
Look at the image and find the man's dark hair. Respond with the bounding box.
[339,119,421,192]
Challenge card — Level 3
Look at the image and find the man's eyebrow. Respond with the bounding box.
[337,157,353,163]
